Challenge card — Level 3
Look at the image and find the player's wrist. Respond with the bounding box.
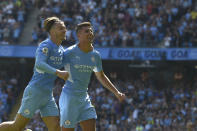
[55,69,61,75]
[113,90,120,96]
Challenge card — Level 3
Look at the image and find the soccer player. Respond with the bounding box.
[59,22,126,131]
[0,17,69,131]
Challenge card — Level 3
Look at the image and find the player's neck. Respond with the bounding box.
[78,42,93,53]
[50,36,61,46]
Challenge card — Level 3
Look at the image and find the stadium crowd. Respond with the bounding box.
[30,0,197,47]
[1,0,197,130]
[0,0,33,45]
[0,70,20,123]
[0,0,196,47]
[23,69,197,131]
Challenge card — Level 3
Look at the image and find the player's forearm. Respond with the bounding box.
[35,61,56,74]
[97,73,119,95]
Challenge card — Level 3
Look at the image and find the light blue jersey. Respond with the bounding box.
[63,44,102,93]
[28,38,64,92]
[18,38,64,118]
[59,44,102,128]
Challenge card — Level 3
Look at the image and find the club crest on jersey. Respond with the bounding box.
[42,47,48,55]
[65,120,71,125]
[75,55,80,60]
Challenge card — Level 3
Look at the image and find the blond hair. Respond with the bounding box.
[43,17,60,32]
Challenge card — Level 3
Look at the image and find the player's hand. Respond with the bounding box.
[56,69,69,81]
[115,92,126,102]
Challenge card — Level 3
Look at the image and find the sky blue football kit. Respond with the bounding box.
[18,38,64,118]
[59,44,102,128]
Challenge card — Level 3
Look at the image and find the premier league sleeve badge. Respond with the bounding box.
[42,47,49,56]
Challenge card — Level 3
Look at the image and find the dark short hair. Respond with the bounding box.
[44,17,60,32]
[76,22,92,34]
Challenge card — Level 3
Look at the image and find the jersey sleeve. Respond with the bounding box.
[93,52,103,72]
[35,42,56,75]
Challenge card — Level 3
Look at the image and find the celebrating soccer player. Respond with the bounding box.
[0,17,69,131]
[59,22,126,131]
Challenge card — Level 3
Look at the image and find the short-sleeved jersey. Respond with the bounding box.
[63,44,102,94]
[28,38,64,93]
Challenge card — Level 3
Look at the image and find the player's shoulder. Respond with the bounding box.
[38,39,52,48]
[65,44,77,52]
[64,44,77,55]
[92,49,101,56]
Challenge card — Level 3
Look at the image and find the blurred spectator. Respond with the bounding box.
[30,0,197,47]
[1,0,196,47]
[0,0,33,45]
[0,70,20,123]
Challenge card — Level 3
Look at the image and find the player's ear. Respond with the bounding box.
[50,27,56,36]
[49,27,53,35]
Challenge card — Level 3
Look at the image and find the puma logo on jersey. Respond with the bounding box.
[75,56,80,59]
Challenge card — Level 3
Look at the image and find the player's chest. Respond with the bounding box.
[70,53,96,65]
[48,48,63,65]
[70,54,96,72]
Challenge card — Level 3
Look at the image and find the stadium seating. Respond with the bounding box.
[1,0,197,130]
[0,70,20,123]
[31,0,196,47]
[0,0,33,45]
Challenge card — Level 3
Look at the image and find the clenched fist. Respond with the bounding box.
[56,69,69,81]
[115,92,126,102]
